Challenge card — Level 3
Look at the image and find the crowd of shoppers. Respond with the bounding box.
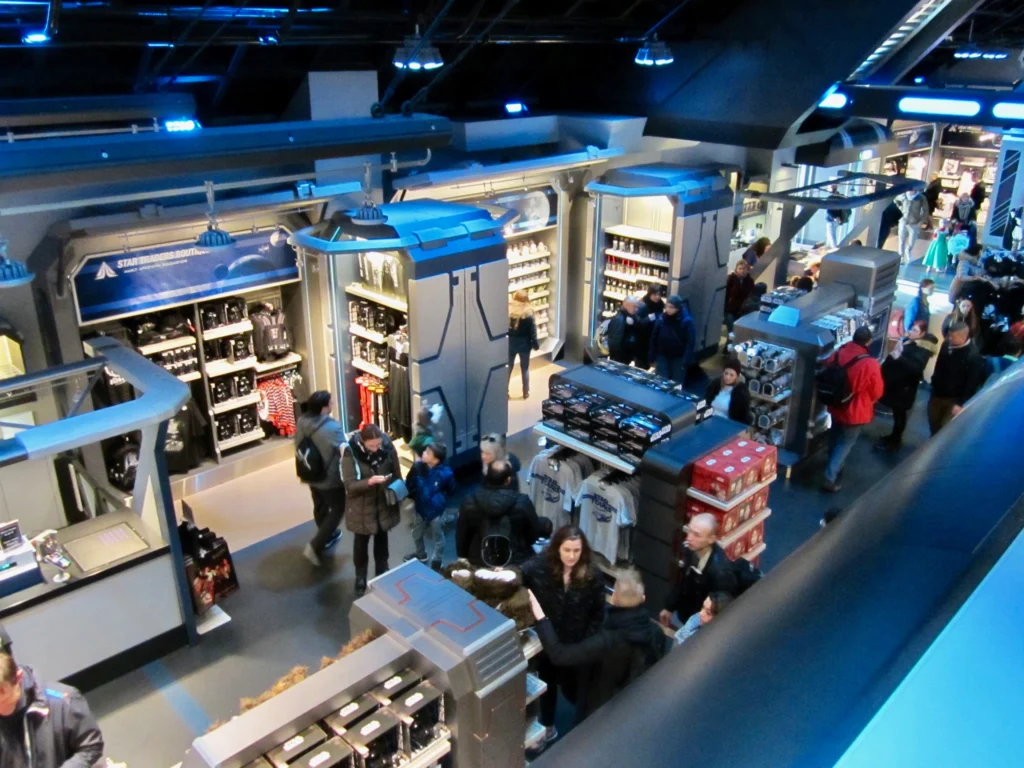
[604,293,695,384]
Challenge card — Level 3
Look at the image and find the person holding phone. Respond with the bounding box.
[341,423,402,596]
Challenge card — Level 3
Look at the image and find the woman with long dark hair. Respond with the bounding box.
[521,526,606,749]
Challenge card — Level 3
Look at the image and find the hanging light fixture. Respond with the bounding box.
[0,236,34,289]
[195,182,237,251]
[635,37,674,66]
[348,162,388,226]
[393,25,443,71]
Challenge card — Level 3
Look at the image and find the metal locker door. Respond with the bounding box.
[463,258,509,455]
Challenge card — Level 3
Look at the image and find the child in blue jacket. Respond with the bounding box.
[405,442,456,571]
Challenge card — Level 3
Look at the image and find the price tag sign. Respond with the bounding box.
[0,520,23,553]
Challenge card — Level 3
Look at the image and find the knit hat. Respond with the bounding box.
[667,295,684,310]
[724,359,742,376]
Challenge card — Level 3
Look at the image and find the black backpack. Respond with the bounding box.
[732,557,763,595]
[251,308,292,361]
[295,420,328,483]
[815,353,869,406]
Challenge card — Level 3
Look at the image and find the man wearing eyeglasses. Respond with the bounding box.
[658,513,738,628]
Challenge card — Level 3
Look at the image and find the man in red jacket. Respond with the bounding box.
[823,326,884,492]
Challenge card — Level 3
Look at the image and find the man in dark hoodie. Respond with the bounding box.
[649,295,694,384]
[876,321,938,452]
[0,627,104,768]
[294,390,348,567]
[928,320,987,435]
[456,460,545,566]
[528,569,664,723]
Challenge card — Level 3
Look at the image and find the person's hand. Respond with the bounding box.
[528,590,545,621]
[951,405,964,417]
[368,475,389,486]
[658,609,674,627]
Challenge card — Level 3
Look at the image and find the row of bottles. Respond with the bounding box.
[509,256,550,279]
[506,239,549,261]
[604,278,638,299]
[608,237,670,263]
[605,256,668,281]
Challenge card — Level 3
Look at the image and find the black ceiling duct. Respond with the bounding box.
[794,119,898,168]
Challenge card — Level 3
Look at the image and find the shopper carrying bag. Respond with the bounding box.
[341,423,402,596]
[294,391,347,568]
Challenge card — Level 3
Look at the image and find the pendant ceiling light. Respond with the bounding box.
[348,162,388,226]
[0,236,34,289]
[196,182,236,251]
[635,38,674,67]
[393,25,443,71]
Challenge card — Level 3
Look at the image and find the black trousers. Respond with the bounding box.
[509,348,530,394]
[535,652,581,728]
[309,486,345,554]
[353,532,390,571]
[889,407,908,444]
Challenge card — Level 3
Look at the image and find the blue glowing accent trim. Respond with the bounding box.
[22,32,49,44]
[164,119,200,132]
[819,92,848,109]
[147,42,175,48]
[993,103,1024,120]
[505,102,526,115]
[898,97,981,117]
[913,76,925,84]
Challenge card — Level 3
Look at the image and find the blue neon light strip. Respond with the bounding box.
[898,97,981,117]
[819,92,848,109]
[993,102,1024,120]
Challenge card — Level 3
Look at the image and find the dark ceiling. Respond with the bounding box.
[0,0,747,124]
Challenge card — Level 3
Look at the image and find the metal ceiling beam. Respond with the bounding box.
[861,0,987,85]
[0,94,197,129]
[819,83,1024,127]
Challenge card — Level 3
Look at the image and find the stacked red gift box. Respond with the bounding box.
[681,438,777,568]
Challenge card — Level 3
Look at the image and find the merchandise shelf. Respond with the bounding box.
[138,335,196,356]
[206,356,257,378]
[521,628,542,660]
[212,391,261,416]
[177,371,201,383]
[751,389,792,404]
[685,473,778,511]
[719,509,772,548]
[605,269,668,286]
[604,248,669,268]
[508,249,552,266]
[506,224,557,238]
[509,276,550,292]
[349,325,387,344]
[509,263,551,280]
[345,283,409,313]
[405,738,451,768]
[534,423,636,474]
[531,303,550,312]
[218,428,264,452]
[743,542,767,561]
[602,310,617,318]
[527,290,550,301]
[203,319,254,341]
[254,352,303,374]
[537,332,549,342]
[526,673,548,706]
[525,719,547,750]
[352,358,389,378]
[605,224,672,246]
[603,289,631,302]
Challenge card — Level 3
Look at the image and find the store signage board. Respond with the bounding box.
[892,125,934,156]
[485,186,558,234]
[0,520,22,553]
[72,229,299,325]
[940,126,1003,152]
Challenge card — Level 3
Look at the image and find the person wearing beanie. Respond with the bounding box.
[704,359,752,425]
[649,295,694,384]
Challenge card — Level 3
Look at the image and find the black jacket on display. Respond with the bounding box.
[880,336,938,411]
[931,341,988,406]
[534,605,665,720]
[649,311,693,362]
[704,377,753,425]
[521,557,606,644]
[456,484,544,566]
[606,309,642,364]
[664,544,738,619]
[0,666,104,768]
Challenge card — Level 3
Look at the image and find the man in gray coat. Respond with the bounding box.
[295,390,348,566]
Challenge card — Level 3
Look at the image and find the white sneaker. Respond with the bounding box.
[303,543,322,567]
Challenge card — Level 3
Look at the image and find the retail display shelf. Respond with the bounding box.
[508,249,552,266]
[685,474,777,511]
[212,391,261,416]
[743,542,767,562]
[202,319,254,341]
[177,371,201,383]
[218,428,264,452]
[602,310,617,318]
[254,352,303,374]
[527,290,550,301]
[532,303,550,312]
[196,604,231,636]
[352,358,389,378]
[603,289,631,302]
[509,263,551,280]
[510,277,550,293]
[349,324,387,344]
[521,628,542,660]
[719,509,772,548]
[605,224,672,246]
[526,673,548,706]
[525,719,547,750]
[534,423,636,474]
[506,224,557,238]
[752,389,792,404]
[138,335,196,356]
[206,357,257,378]
[537,332,549,342]
[605,269,668,286]
[345,283,408,313]
[405,738,451,768]
[604,248,669,268]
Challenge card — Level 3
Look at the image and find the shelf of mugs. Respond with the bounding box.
[205,356,257,377]
[605,224,672,246]
[202,320,254,341]
[604,248,670,268]
[744,542,767,562]
[531,302,550,312]
[508,248,552,266]
[254,351,303,374]
[217,428,265,452]
[526,289,550,301]
[352,357,389,378]
[345,283,409,313]
[211,391,262,416]
[605,269,668,286]
[509,276,550,293]
[137,335,197,356]
[509,263,551,280]
[719,509,772,550]
[685,473,777,511]
[349,324,387,344]
[751,388,792,404]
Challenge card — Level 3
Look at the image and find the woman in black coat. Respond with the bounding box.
[705,359,752,425]
[508,290,540,398]
[521,526,605,746]
[875,323,938,452]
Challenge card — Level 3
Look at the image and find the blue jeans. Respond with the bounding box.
[825,423,863,484]
[411,514,445,563]
[655,355,686,384]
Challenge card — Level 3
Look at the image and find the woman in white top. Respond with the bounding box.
[704,359,752,425]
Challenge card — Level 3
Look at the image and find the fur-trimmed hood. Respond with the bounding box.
[509,299,534,321]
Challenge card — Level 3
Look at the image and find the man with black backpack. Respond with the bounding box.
[817,327,884,493]
[455,460,545,566]
[295,391,347,566]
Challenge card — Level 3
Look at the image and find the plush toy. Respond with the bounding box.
[443,559,534,631]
